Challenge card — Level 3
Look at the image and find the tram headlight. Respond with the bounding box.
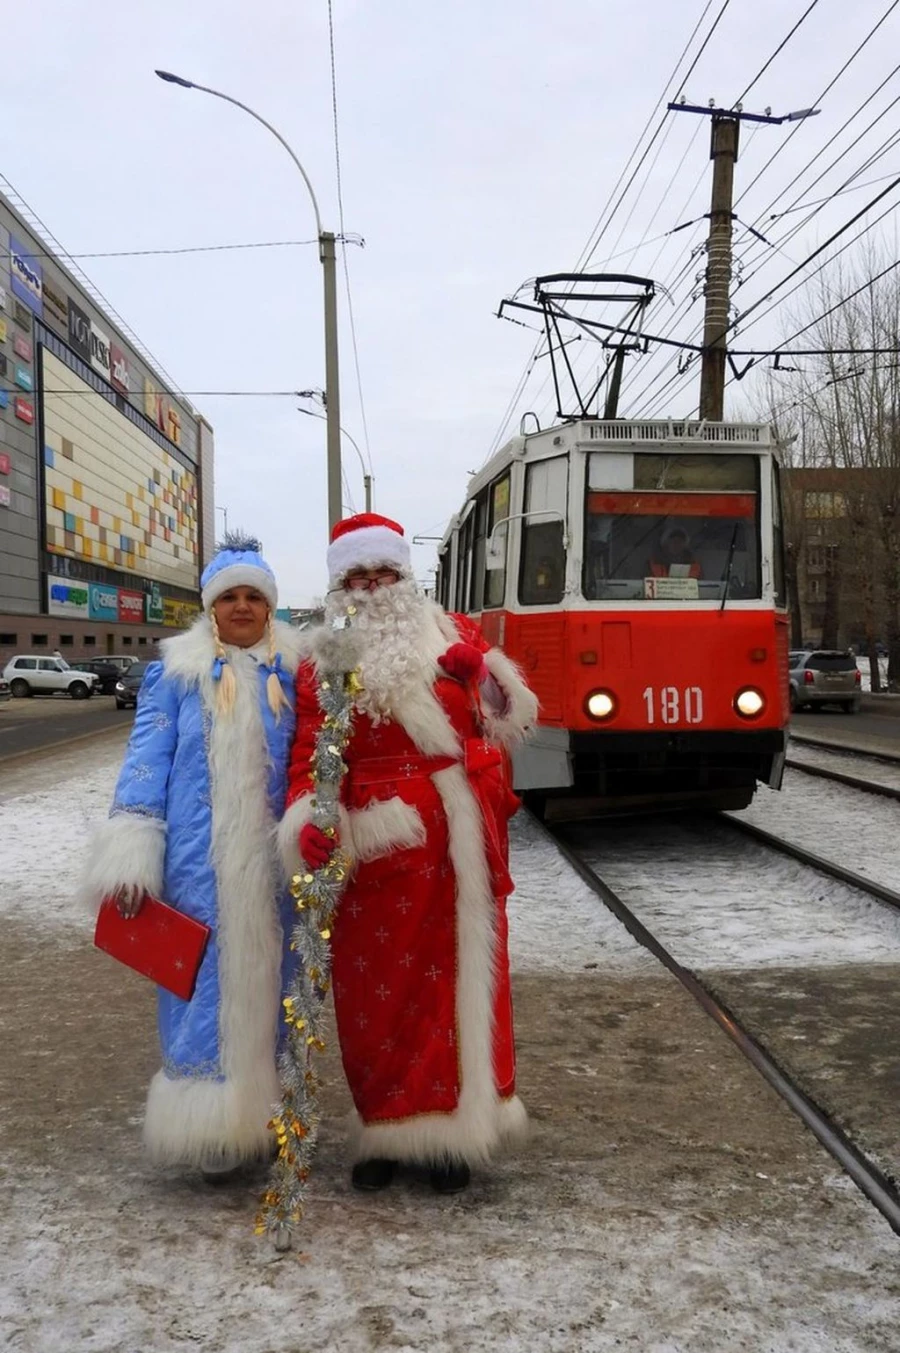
[585,689,617,721]
[734,687,765,719]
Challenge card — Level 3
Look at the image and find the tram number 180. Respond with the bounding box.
[642,686,704,726]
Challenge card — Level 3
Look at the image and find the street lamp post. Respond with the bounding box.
[156,69,342,536]
[297,397,372,512]
[215,504,228,537]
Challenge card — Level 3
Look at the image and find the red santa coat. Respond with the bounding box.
[279,607,538,1165]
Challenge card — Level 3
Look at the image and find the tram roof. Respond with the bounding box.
[465,418,776,503]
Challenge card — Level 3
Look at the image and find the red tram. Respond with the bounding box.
[437,418,790,816]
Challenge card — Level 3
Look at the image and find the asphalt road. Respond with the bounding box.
[791,692,900,756]
[0,694,134,762]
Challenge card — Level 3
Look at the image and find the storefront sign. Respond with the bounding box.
[14,396,33,424]
[0,319,7,344]
[10,236,43,316]
[88,583,119,622]
[163,597,200,629]
[42,278,69,331]
[14,366,33,392]
[90,323,111,381]
[118,589,144,624]
[13,334,32,361]
[14,301,32,331]
[0,284,6,311]
[145,582,164,624]
[0,453,10,474]
[68,299,93,365]
[110,342,131,394]
[48,575,90,619]
[0,354,7,378]
[0,485,10,507]
[0,390,9,410]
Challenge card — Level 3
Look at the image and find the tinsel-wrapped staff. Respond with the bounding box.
[257,619,360,1251]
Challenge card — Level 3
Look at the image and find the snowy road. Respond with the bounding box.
[2,735,899,1352]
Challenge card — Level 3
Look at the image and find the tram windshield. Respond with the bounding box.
[583,452,761,602]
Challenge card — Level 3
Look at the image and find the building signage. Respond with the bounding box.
[110,342,131,394]
[88,583,119,622]
[68,299,93,365]
[14,365,33,392]
[48,575,90,619]
[0,453,10,474]
[13,334,32,362]
[0,319,7,344]
[0,284,6,311]
[0,485,10,507]
[10,236,43,316]
[0,390,8,410]
[90,322,111,380]
[163,597,200,629]
[42,278,69,331]
[14,301,32,331]
[0,354,7,378]
[145,582,164,624]
[118,589,144,624]
[14,396,33,424]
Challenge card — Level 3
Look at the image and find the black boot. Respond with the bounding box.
[429,1161,470,1194]
[351,1158,396,1191]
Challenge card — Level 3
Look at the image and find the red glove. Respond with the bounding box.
[299,823,337,870]
[438,643,485,683]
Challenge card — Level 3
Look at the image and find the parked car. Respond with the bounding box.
[114,659,151,709]
[105,655,141,673]
[788,649,861,713]
[1,655,99,699]
[0,676,11,704]
[74,658,122,695]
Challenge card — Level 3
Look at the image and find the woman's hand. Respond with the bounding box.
[299,823,337,870]
[438,643,485,683]
[113,883,145,919]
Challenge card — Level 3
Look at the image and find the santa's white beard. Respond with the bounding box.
[324,578,445,722]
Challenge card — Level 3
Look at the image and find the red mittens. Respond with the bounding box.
[299,823,337,869]
[438,643,485,683]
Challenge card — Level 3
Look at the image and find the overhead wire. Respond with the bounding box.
[327,0,374,477]
[732,0,821,106]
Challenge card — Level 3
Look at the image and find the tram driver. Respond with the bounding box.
[648,525,702,580]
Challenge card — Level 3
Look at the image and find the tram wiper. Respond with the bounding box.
[719,523,739,612]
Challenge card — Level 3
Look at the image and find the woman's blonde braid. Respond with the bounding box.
[209,607,237,716]
[266,612,292,720]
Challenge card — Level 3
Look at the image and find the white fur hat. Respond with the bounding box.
[327,512,411,586]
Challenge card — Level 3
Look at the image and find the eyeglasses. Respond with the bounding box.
[344,571,400,591]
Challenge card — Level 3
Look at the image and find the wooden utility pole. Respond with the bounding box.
[699,115,739,421]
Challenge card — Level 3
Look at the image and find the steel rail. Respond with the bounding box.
[537,814,900,1238]
[784,757,900,803]
[789,732,900,767]
[720,814,900,913]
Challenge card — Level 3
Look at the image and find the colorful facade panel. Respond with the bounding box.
[41,349,199,591]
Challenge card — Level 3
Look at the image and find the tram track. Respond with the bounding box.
[784,757,900,803]
[537,811,900,1237]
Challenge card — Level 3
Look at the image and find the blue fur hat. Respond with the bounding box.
[200,531,277,612]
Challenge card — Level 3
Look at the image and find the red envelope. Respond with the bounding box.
[94,895,211,1001]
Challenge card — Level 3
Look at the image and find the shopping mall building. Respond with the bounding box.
[0,186,214,669]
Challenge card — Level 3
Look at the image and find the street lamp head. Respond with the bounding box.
[155,69,195,88]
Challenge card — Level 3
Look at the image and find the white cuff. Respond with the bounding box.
[77,812,166,915]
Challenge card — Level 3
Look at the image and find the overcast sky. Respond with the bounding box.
[6,1,898,603]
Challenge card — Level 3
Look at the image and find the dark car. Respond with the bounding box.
[76,658,122,695]
[114,660,151,710]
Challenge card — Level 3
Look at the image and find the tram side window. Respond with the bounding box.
[437,549,451,609]
[469,493,489,611]
[772,462,786,608]
[519,457,567,606]
[455,511,474,612]
[483,474,511,609]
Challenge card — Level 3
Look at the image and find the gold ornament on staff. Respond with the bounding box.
[256,652,361,1252]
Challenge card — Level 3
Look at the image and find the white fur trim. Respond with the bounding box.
[143,1068,277,1168]
[161,615,308,685]
[77,812,166,915]
[201,563,277,612]
[349,760,525,1165]
[327,524,411,584]
[143,644,284,1166]
[347,796,426,864]
[277,793,354,878]
[482,647,539,749]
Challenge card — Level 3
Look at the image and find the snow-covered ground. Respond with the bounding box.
[3,736,900,1351]
[787,741,900,792]
[737,770,900,895]
[859,658,891,693]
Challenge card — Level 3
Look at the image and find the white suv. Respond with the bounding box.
[2,655,99,699]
